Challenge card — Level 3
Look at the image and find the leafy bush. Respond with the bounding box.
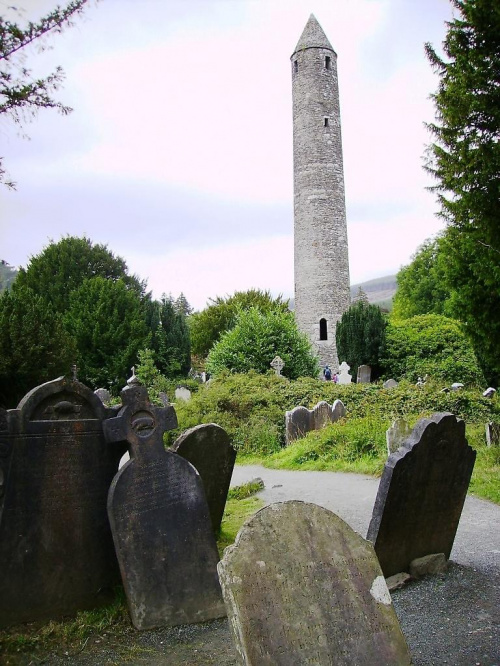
[206,308,319,379]
[383,314,485,385]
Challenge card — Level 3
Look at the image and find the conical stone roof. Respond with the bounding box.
[292,14,335,55]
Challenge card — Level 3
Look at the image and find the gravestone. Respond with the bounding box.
[175,386,191,402]
[383,379,398,389]
[0,377,126,628]
[172,423,236,533]
[94,387,112,405]
[483,387,496,398]
[270,356,285,377]
[386,418,412,456]
[105,382,225,630]
[285,399,345,444]
[338,361,352,384]
[218,501,411,665]
[367,412,476,578]
[485,422,500,447]
[357,364,371,383]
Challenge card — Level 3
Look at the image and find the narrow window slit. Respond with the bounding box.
[319,318,328,341]
[325,56,331,70]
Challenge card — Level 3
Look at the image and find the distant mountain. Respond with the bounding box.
[350,274,397,311]
[288,274,397,312]
[0,260,18,293]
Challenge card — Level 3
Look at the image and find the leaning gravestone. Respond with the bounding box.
[386,418,412,456]
[94,387,112,405]
[105,380,225,630]
[383,379,398,389]
[172,423,236,533]
[367,412,476,578]
[0,376,126,628]
[357,364,371,383]
[285,399,345,444]
[218,501,411,665]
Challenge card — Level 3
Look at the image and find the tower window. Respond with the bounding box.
[319,318,328,341]
[294,60,298,74]
[325,56,331,70]
[324,117,329,127]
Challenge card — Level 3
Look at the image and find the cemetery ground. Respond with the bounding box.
[1,374,499,664]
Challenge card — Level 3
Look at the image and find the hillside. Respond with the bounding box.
[288,274,397,311]
[350,274,397,310]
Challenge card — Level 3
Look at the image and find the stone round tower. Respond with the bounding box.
[291,14,350,371]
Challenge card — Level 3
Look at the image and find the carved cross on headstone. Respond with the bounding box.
[270,356,285,376]
[103,383,177,461]
[103,380,224,629]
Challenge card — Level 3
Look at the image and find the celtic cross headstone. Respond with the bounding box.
[104,382,225,629]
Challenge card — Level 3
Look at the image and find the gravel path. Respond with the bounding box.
[8,466,499,665]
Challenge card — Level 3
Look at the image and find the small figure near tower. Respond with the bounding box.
[291,14,350,371]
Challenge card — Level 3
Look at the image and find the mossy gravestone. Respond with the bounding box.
[367,412,476,578]
[172,423,236,533]
[0,377,125,628]
[218,501,411,665]
[105,382,225,630]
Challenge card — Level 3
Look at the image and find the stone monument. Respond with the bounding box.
[0,376,125,628]
[291,14,351,370]
[338,361,352,384]
[357,365,371,383]
[105,379,225,629]
[367,412,476,578]
[218,501,411,665]
[285,399,345,444]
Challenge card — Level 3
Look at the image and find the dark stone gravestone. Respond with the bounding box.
[357,364,372,383]
[172,423,236,533]
[367,412,476,578]
[0,377,126,628]
[218,501,411,665]
[105,382,225,630]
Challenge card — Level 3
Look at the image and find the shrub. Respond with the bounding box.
[206,308,319,379]
[383,314,485,385]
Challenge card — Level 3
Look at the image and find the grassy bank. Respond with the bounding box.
[170,372,500,505]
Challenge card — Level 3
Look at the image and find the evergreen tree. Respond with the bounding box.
[1,1,91,187]
[335,301,387,380]
[0,285,76,407]
[17,236,147,312]
[148,295,191,378]
[64,277,149,390]
[425,0,500,382]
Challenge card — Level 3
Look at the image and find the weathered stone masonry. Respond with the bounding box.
[291,15,350,370]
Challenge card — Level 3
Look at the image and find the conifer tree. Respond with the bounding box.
[335,301,387,380]
[425,0,500,382]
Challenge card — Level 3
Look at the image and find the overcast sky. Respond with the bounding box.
[1,0,453,310]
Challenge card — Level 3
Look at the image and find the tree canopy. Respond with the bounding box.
[392,236,453,319]
[189,289,289,358]
[425,0,500,383]
[1,1,90,188]
[206,307,318,380]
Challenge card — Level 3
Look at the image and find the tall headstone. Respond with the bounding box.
[291,15,351,370]
[367,412,476,578]
[172,423,236,533]
[218,501,411,665]
[105,382,225,630]
[357,364,372,383]
[0,377,125,628]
